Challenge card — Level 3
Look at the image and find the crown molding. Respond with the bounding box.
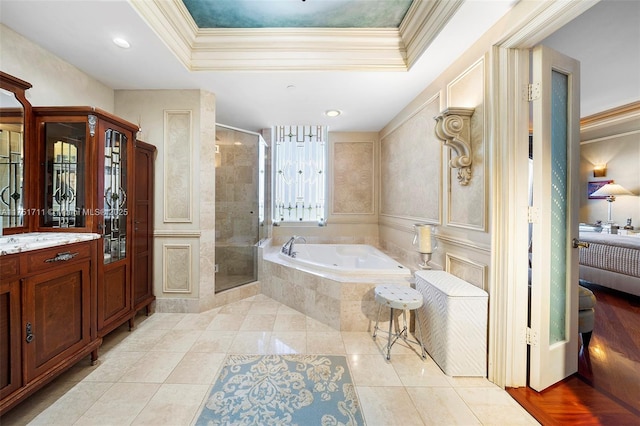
[400,0,465,69]
[129,0,460,71]
[192,27,405,71]
[580,100,640,144]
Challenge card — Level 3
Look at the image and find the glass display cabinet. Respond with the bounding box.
[34,107,139,336]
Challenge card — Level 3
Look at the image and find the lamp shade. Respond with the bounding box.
[590,183,634,198]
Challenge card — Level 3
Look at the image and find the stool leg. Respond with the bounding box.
[386,307,394,360]
[402,309,408,338]
[373,303,382,339]
[414,309,426,359]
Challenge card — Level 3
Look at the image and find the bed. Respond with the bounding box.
[578,231,640,296]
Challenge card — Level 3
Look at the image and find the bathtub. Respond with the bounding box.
[279,244,410,276]
[263,243,412,331]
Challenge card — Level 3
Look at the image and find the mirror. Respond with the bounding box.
[0,72,32,233]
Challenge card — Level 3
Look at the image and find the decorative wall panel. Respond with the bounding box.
[380,94,441,221]
[164,110,192,222]
[333,141,374,214]
[446,253,487,291]
[163,244,192,293]
[446,58,487,231]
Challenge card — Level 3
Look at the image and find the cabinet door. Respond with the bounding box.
[23,261,91,382]
[39,118,90,229]
[0,280,21,400]
[133,143,154,310]
[97,119,133,334]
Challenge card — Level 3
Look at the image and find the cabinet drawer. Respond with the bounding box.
[0,255,20,281]
[26,242,92,274]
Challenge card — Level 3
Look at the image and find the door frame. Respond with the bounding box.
[488,0,599,388]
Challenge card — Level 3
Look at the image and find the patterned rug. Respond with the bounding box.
[195,354,364,426]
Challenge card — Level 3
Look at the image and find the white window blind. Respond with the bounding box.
[273,125,327,223]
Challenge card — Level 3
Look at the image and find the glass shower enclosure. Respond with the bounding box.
[214,124,266,293]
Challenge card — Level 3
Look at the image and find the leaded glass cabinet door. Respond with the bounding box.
[529,45,580,392]
[103,127,128,265]
[96,117,133,334]
[41,119,88,229]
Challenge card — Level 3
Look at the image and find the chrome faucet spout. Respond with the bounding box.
[281,236,296,256]
[281,235,306,257]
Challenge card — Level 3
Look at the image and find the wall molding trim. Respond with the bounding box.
[162,244,193,293]
[436,234,491,254]
[154,230,202,238]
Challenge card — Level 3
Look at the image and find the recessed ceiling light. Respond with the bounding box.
[325,110,341,117]
[113,38,130,49]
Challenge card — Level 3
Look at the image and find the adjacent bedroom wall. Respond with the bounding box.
[579,102,640,227]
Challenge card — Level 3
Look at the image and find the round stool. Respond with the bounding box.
[372,285,427,360]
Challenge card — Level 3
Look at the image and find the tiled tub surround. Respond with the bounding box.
[262,244,412,331]
[0,232,102,255]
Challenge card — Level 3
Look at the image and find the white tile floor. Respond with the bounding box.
[1,294,539,425]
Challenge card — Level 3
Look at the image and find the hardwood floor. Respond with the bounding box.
[508,283,640,425]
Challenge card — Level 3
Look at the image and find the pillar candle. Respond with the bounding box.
[419,225,432,253]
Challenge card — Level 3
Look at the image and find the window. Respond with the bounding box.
[273,125,327,224]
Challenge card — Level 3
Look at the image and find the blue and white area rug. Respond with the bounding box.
[195,354,364,425]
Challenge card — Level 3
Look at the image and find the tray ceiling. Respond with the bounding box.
[131,0,464,71]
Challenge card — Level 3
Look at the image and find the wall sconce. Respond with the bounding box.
[434,107,475,186]
[593,164,607,177]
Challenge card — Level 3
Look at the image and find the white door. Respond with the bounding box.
[529,45,581,391]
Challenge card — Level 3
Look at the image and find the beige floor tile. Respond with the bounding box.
[110,328,170,353]
[172,311,218,330]
[135,313,188,331]
[29,382,113,425]
[131,383,210,425]
[277,304,304,315]
[455,386,540,425]
[357,386,425,426]
[390,354,450,387]
[218,300,253,315]
[229,331,272,354]
[119,351,185,383]
[240,313,277,331]
[250,300,281,314]
[189,330,237,353]
[273,312,308,331]
[205,313,246,331]
[342,331,387,355]
[446,375,495,387]
[406,387,482,425]
[306,316,338,332]
[347,354,403,386]
[269,331,308,354]
[306,331,346,354]
[1,296,540,426]
[83,351,146,383]
[165,352,227,384]
[74,382,160,425]
[149,329,203,352]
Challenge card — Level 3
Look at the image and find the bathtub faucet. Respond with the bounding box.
[282,235,306,257]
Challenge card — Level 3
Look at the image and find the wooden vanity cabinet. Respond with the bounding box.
[33,107,144,338]
[0,240,101,414]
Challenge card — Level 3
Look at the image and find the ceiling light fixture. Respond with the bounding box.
[325,110,341,117]
[113,38,130,49]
